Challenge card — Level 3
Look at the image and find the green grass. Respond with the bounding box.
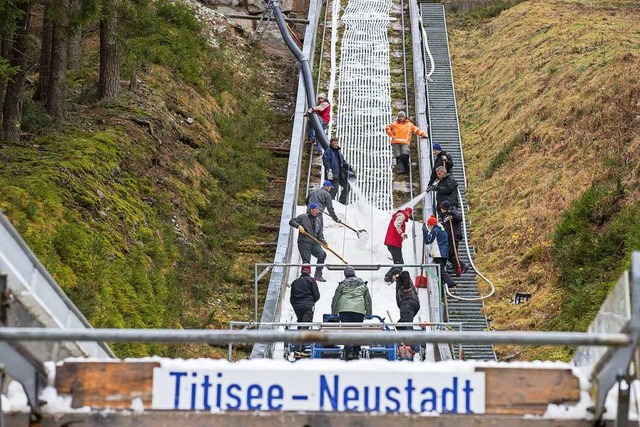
[548,176,639,334]
[0,0,288,358]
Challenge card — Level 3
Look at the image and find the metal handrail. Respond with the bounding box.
[0,327,630,347]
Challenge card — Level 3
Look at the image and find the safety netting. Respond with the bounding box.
[333,0,394,211]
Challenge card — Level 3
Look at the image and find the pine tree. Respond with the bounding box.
[98,0,120,99]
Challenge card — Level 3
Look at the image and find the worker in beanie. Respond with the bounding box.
[289,203,328,281]
[306,93,331,155]
[385,111,427,175]
[394,270,420,330]
[428,143,454,186]
[423,216,456,289]
[289,264,320,357]
[323,137,355,204]
[384,207,413,282]
[331,266,372,360]
[306,180,341,222]
[440,200,469,276]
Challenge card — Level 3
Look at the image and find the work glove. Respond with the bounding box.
[298,225,305,233]
[322,242,329,249]
[327,170,333,180]
[307,108,314,114]
[335,218,342,224]
[443,216,452,223]
[401,233,408,240]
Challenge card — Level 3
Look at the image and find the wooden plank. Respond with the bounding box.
[477,367,581,415]
[55,362,159,409]
[54,362,580,415]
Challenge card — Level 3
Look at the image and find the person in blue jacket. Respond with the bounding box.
[423,216,456,289]
[322,137,354,204]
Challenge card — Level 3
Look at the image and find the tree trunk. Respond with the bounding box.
[2,1,32,143]
[67,0,82,71]
[46,0,69,120]
[33,1,53,101]
[98,0,120,100]
[0,38,12,126]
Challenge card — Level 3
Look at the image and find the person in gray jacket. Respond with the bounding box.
[331,266,372,360]
[289,204,328,281]
[305,181,341,223]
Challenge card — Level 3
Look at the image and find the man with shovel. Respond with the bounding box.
[440,201,469,277]
[289,203,328,282]
[306,181,341,223]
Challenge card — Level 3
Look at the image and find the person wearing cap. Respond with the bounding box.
[306,180,340,222]
[428,143,454,186]
[323,137,354,204]
[290,264,321,357]
[289,204,328,281]
[306,93,331,153]
[440,201,468,276]
[385,111,427,175]
[429,166,459,216]
[423,216,456,289]
[383,207,413,282]
[331,266,372,360]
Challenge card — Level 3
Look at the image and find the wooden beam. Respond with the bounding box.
[477,367,581,415]
[55,362,159,409]
[53,362,581,415]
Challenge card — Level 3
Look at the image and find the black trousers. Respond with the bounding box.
[385,244,404,280]
[294,307,314,352]
[339,311,365,357]
[434,257,456,289]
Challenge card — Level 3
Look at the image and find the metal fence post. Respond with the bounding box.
[592,252,640,422]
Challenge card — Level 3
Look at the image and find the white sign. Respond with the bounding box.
[152,366,485,414]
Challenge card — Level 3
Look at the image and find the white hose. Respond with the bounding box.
[418,11,435,79]
[444,188,496,302]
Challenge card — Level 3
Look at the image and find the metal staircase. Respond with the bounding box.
[420,2,496,361]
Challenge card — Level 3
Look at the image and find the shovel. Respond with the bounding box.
[299,228,349,264]
[322,211,368,239]
[446,218,462,277]
[415,241,428,288]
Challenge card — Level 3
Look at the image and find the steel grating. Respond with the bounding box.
[334,0,394,210]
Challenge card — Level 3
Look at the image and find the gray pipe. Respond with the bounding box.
[268,0,329,150]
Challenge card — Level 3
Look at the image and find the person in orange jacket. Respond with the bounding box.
[385,111,427,174]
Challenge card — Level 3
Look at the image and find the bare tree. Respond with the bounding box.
[46,0,69,119]
[98,0,119,100]
[67,0,82,71]
[2,1,32,142]
[33,0,53,101]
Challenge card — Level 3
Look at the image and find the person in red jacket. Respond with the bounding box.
[384,207,413,282]
[306,93,331,154]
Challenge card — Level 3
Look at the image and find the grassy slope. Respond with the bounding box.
[448,0,640,360]
[0,2,292,358]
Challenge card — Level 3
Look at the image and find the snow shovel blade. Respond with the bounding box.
[415,275,428,288]
[355,229,369,245]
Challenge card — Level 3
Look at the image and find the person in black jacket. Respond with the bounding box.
[290,264,321,357]
[440,201,469,277]
[428,166,458,216]
[393,269,420,330]
[428,143,454,186]
[323,138,355,204]
[289,204,328,282]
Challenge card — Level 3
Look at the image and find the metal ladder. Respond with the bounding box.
[420,2,496,361]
